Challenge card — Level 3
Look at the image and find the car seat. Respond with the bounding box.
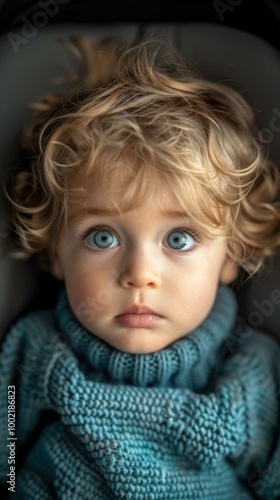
[0,21,280,342]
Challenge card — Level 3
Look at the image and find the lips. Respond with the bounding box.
[115,305,163,328]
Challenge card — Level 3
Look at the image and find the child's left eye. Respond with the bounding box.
[85,229,119,249]
[163,230,195,251]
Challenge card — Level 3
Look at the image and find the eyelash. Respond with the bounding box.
[167,227,202,253]
[78,225,118,242]
[172,227,201,241]
[78,225,202,249]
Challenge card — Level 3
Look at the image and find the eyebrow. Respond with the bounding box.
[69,207,189,223]
[69,208,121,223]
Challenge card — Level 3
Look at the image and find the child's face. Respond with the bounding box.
[52,175,237,354]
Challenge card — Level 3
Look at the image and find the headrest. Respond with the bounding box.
[0,22,279,340]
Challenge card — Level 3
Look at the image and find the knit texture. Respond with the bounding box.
[0,285,280,499]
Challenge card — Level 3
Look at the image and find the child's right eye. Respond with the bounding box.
[85,229,120,249]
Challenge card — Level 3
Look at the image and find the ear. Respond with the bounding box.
[219,258,238,284]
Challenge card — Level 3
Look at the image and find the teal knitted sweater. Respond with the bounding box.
[0,286,280,499]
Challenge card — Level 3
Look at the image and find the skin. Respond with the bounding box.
[52,176,237,354]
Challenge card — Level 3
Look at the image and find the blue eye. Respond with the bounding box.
[164,230,195,251]
[85,229,119,249]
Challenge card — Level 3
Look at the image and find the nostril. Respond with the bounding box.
[119,273,137,288]
[119,261,161,289]
[122,273,135,284]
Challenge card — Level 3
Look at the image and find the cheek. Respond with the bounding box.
[174,279,217,309]
[65,274,108,331]
[62,258,98,308]
[170,265,220,325]
[65,258,118,321]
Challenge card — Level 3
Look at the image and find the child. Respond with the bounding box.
[1,37,280,499]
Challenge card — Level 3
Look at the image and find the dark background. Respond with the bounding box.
[0,2,280,497]
[0,0,280,51]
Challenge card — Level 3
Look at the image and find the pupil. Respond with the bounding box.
[167,231,187,249]
[94,231,114,248]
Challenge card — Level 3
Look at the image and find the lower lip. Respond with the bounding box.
[115,313,163,328]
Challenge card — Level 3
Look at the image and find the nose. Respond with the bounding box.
[119,247,162,289]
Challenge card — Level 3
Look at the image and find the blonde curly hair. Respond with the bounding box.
[6,36,280,277]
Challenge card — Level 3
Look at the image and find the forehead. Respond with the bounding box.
[69,169,183,217]
[66,160,227,239]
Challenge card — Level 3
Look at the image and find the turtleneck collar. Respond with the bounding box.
[55,285,237,390]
